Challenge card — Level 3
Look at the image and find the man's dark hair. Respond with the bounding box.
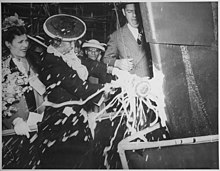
[120,3,142,27]
[120,2,138,10]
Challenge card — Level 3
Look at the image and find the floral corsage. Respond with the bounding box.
[2,66,32,118]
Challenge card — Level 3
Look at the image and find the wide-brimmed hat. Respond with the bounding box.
[82,39,106,51]
[43,14,86,41]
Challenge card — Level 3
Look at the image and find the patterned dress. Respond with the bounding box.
[2,53,43,169]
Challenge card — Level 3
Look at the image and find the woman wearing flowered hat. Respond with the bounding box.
[2,14,45,138]
[37,14,117,168]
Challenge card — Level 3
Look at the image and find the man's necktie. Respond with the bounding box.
[137,29,143,45]
[137,33,142,45]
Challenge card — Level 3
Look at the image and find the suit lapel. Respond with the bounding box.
[9,58,20,73]
[120,25,144,64]
[118,25,136,58]
[122,24,137,46]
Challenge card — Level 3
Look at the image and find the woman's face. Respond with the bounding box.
[57,41,75,54]
[6,34,29,58]
[85,47,101,61]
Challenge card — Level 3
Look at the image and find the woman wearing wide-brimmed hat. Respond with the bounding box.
[82,39,106,61]
[36,14,116,169]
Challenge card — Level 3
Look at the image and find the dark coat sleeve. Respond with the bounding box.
[40,53,104,103]
[81,57,113,83]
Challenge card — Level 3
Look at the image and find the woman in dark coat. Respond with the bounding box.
[36,14,114,169]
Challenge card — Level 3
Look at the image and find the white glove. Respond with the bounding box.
[103,83,114,96]
[114,58,133,71]
[13,117,30,138]
[112,67,130,79]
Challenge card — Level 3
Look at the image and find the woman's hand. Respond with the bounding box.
[103,83,117,101]
[112,67,130,80]
[13,117,30,138]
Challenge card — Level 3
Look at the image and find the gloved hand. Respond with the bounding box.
[115,58,133,71]
[112,67,130,80]
[103,83,114,96]
[13,117,30,138]
[102,82,120,101]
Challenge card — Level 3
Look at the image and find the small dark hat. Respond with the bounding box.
[43,14,86,41]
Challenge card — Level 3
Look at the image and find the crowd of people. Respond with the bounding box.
[2,3,167,169]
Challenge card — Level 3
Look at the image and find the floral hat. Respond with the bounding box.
[82,39,106,51]
[2,13,25,31]
[43,14,86,41]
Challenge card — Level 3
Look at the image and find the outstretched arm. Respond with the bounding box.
[102,33,118,66]
[41,54,104,103]
[102,33,133,71]
[81,58,113,83]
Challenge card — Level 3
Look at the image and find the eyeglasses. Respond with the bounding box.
[87,48,100,53]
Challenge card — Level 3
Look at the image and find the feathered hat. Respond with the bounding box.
[43,14,86,41]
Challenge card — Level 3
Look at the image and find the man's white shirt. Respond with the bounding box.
[127,23,139,41]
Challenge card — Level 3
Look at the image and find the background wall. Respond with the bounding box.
[140,2,218,138]
[1,3,125,43]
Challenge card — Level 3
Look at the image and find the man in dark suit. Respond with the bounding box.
[103,3,152,78]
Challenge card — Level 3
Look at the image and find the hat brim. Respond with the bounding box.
[82,42,105,51]
[43,14,86,41]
